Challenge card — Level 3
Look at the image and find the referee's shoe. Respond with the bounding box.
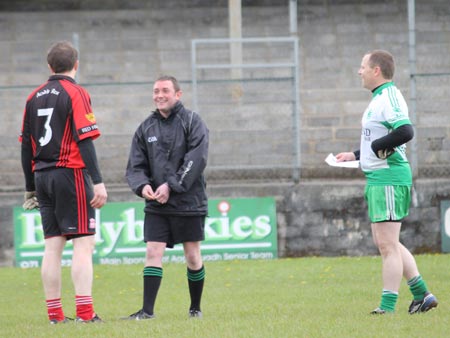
[189,309,203,318]
[122,309,155,320]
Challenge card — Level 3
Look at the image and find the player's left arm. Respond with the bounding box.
[167,115,209,193]
[78,138,107,208]
[78,138,103,184]
[371,123,414,159]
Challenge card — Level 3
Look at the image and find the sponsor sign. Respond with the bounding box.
[440,200,450,252]
[13,197,277,267]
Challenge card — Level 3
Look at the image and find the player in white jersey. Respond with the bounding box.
[336,50,437,314]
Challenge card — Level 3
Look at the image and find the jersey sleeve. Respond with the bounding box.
[383,87,411,129]
[57,81,100,143]
[69,86,101,142]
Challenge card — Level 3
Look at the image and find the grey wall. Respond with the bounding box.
[2,1,450,183]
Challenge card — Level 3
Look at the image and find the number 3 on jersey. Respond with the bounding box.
[38,108,54,146]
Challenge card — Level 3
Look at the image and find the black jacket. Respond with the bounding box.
[126,101,209,216]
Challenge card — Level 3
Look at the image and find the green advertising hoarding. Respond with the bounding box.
[13,197,277,268]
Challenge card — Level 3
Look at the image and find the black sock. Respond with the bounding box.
[187,265,205,311]
[143,266,162,315]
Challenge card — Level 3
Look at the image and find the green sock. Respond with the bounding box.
[380,290,398,312]
[407,275,428,301]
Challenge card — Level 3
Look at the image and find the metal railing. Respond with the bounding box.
[191,37,301,181]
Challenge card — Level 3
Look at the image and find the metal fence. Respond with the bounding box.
[2,2,450,188]
[413,73,450,178]
[191,37,300,182]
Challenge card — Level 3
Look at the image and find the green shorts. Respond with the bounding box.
[364,185,411,223]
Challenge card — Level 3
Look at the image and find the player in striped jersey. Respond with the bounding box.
[20,41,107,323]
[336,50,437,314]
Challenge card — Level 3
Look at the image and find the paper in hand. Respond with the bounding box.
[325,153,359,168]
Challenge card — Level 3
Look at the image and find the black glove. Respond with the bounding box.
[23,191,39,210]
[375,148,395,160]
[371,140,394,159]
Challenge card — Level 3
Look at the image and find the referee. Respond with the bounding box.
[20,41,107,323]
[124,75,209,320]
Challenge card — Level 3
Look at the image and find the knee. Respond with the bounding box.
[73,235,95,253]
[376,241,398,257]
[145,244,164,261]
[184,251,202,268]
[145,246,157,260]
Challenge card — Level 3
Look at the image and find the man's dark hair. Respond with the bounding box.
[47,41,78,74]
[155,75,181,92]
[368,50,395,80]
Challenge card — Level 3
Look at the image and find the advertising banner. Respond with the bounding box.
[13,197,277,267]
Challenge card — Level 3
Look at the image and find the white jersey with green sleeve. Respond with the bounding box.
[359,82,412,186]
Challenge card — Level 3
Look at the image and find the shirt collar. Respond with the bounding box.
[372,81,394,97]
[48,74,76,83]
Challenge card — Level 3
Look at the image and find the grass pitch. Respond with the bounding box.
[1,254,449,337]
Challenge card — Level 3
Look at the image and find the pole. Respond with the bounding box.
[229,0,243,102]
[408,0,418,179]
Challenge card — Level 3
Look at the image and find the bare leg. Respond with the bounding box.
[400,243,420,280]
[41,236,66,299]
[145,241,166,267]
[71,235,95,295]
[371,222,403,292]
[183,241,203,270]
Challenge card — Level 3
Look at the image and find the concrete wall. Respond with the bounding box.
[1,0,450,265]
[2,0,450,184]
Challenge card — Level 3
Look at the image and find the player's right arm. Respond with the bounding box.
[335,152,357,162]
[19,102,36,192]
[125,126,153,197]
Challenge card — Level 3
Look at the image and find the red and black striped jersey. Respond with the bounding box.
[20,75,101,171]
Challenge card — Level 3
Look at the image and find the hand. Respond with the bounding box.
[142,184,156,200]
[154,183,170,204]
[335,152,356,162]
[23,191,39,210]
[376,148,394,159]
[90,183,107,209]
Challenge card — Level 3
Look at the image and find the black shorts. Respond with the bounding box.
[35,168,96,240]
[144,213,205,248]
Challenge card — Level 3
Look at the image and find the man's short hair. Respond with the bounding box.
[155,75,181,92]
[368,50,395,80]
[47,41,78,74]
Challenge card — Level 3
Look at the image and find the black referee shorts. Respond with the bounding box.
[144,213,205,248]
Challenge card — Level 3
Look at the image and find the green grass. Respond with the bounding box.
[1,254,449,337]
